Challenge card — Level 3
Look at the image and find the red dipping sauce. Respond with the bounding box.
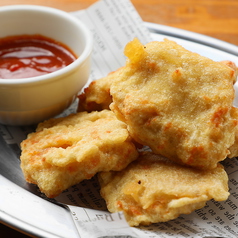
[0,34,77,79]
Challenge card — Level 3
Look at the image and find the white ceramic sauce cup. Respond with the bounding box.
[0,5,93,126]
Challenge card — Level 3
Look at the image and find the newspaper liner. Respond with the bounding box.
[0,0,238,237]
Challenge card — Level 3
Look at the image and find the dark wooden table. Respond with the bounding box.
[1,0,238,237]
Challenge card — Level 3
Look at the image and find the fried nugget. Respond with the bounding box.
[20,110,139,198]
[110,38,238,169]
[98,152,229,226]
[228,127,238,158]
[77,70,122,112]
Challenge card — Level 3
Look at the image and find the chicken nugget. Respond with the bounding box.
[98,152,229,226]
[226,105,238,158]
[20,110,139,198]
[77,69,122,112]
[110,38,238,169]
[228,127,238,158]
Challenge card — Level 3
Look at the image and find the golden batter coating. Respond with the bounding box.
[110,38,238,169]
[77,70,122,112]
[20,110,139,198]
[228,127,238,158]
[98,152,230,227]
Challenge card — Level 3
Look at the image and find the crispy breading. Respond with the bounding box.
[226,80,238,159]
[98,152,229,226]
[222,60,238,159]
[228,127,238,158]
[110,38,238,169]
[20,110,139,198]
[77,70,122,112]
[221,60,238,82]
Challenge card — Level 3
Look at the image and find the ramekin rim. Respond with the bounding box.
[0,4,93,85]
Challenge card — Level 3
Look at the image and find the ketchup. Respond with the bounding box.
[0,34,77,79]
